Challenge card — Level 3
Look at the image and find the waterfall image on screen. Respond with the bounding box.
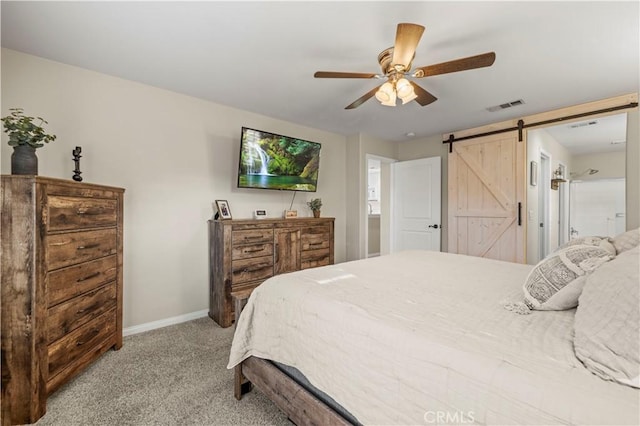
[238,127,321,192]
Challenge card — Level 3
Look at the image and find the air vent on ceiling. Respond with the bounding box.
[569,120,598,128]
[486,99,525,112]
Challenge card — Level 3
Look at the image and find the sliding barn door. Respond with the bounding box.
[448,131,526,263]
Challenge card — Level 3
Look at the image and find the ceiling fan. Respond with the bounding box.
[314,23,496,110]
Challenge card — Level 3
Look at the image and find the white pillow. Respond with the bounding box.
[612,228,640,254]
[523,244,615,311]
[574,245,639,388]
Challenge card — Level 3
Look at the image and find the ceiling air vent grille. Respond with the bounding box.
[486,99,525,112]
[569,120,598,128]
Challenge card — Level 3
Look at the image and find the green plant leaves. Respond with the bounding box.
[1,107,56,149]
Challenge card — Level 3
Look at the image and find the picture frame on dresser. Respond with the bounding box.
[215,199,232,220]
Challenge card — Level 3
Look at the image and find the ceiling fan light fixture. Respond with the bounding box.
[400,90,418,104]
[375,82,395,104]
[315,23,496,110]
[380,89,397,106]
[395,78,412,98]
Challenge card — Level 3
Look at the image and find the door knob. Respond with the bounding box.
[428,224,439,229]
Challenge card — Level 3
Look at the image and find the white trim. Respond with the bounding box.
[123,309,209,337]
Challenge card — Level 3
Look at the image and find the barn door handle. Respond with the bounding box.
[428,224,439,229]
[517,202,522,226]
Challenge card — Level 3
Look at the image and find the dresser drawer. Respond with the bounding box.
[47,196,118,231]
[232,229,273,246]
[47,255,117,307]
[301,226,331,251]
[301,248,331,269]
[47,283,117,344]
[232,243,273,260]
[48,308,116,380]
[232,255,273,284]
[47,228,117,271]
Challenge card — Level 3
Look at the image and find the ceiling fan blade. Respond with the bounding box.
[345,85,381,110]
[391,23,425,69]
[314,71,378,79]
[414,52,496,77]
[410,82,438,106]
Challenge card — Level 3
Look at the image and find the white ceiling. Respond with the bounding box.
[1,1,638,143]
[542,113,628,156]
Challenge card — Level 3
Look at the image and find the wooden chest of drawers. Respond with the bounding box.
[1,176,124,425]
[208,217,334,327]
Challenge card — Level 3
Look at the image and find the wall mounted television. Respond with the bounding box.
[237,127,321,192]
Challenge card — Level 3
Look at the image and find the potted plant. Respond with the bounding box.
[1,108,57,175]
[307,198,322,218]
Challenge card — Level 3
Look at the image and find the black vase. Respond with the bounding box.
[11,145,38,175]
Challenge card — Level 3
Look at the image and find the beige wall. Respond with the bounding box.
[626,109,639,230]
[1,49,348,328]
[572,151,625,181]
[345,134,362,260]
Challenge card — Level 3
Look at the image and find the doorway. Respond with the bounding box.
[558,162,569,246]
[365,155,395,258]
[538,151,551,260]
[367,158,381,257]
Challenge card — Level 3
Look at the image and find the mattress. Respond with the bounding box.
[228,250,640,425]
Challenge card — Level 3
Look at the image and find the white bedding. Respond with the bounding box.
[228,250,640,425]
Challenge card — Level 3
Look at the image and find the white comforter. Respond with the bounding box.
[228,250,639,425]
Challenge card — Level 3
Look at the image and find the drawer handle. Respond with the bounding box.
[241,267,265,273]
[243,247,263,253]
[76,329,100,346]
[309,242,323,247]
[77,272,101,282]
[243,235,263,240]
[308,255,328,262]
[76,208,104,215]
[77,243,100,250]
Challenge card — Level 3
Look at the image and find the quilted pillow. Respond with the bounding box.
[554,236,616,256]
[522,244,615,311]
[574,245,639,388]
[612,228,640,254]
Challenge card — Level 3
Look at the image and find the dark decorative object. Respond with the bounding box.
[72,146,83,182]
[1,108,57,176]
[11,145,38,175]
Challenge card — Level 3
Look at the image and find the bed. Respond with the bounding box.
[228,235,640,425]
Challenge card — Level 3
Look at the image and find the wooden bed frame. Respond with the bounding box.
[231,291,352,426]
[234,357,352,426]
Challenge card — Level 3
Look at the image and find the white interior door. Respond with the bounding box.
[391,157,441,252]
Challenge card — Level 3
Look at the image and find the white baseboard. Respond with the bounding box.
[123,309,209,337]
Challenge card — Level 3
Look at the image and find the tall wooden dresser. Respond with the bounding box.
[208,217,334,327]
[1,176,124,425]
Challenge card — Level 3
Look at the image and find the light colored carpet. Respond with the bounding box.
[36,317,290,425]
